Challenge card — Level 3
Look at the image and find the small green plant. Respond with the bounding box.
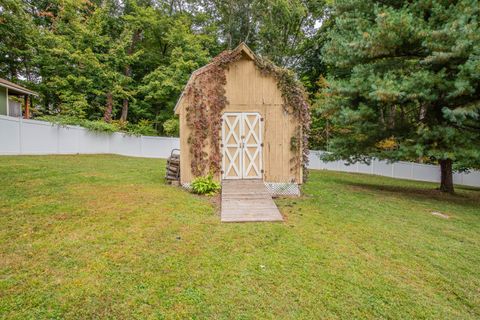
[190,174,221,196]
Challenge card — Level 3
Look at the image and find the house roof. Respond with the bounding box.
[174,43,256,113]
[0,78,38,96]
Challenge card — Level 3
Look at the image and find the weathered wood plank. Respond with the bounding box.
[221,180,283,222]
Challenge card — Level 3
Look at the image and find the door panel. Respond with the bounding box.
[222,113,242,179]
[222,112,262,180]
[242,113,262,179]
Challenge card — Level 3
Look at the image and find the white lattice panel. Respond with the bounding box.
[181,183,192,190]
[264,182,300,196]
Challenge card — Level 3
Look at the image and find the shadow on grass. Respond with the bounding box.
[330,176,480,208]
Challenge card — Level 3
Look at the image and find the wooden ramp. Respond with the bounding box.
[221,180,283,223]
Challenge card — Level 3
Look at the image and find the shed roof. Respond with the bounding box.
[0,78,38,96]
[174,43,256,113]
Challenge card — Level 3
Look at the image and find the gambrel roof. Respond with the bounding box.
[174,43,256,114]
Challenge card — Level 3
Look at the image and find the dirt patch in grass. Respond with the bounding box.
[430,211,450,219]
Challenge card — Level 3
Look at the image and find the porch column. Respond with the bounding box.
[24,95,30,119]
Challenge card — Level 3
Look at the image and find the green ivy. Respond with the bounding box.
[254,57,311,180]
[184,49,243,177]
[37,115,157,136]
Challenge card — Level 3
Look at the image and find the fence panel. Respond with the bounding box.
[0,116,20,154]
[372,160,392,177]
[462,171,480,187]
[393,162,413,180]
[20,119,58,154]
[357,162,372,175]
[58,126,80,154]
[412,163,441,182]
[78,130,110,154]
[109,133,142,156]
[141,136,180,158]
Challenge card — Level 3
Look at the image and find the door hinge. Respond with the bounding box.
[260,117,264,122]
[261,143,264,147]
[220,143,224,147]
[221,170,224,174]
[261,169,264,173]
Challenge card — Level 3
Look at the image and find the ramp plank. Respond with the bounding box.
[221,180,283,222]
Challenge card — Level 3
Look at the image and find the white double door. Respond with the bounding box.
[222,112,263,180]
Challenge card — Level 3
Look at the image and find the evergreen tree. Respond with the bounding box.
[319,0,480,193]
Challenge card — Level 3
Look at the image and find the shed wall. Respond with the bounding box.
[178,57,301,184]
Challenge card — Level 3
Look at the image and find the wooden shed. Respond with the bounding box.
[174,43,309,195]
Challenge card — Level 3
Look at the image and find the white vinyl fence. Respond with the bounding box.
[1,115,479,187]
[0,115,179,158]
[308,151,480,188]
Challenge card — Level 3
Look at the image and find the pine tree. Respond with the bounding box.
[319,0,480,193]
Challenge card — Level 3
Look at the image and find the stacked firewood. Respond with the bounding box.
[165,149,180,184]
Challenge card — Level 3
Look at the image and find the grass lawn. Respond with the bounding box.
[0,155,479,319]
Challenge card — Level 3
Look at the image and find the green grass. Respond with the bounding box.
[0,155,479,319]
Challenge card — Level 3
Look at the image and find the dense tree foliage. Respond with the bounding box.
[0,0,324,134]
[318,0,480,192]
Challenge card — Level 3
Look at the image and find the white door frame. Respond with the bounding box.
[221,112,263,180]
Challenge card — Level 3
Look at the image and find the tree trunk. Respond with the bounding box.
[120,97,128,122]
[439,159,454,193]
[120,62,131,122]
[104,92,113,123]
[120,29,141,122]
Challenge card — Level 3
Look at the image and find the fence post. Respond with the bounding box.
[107,133,111,154]
[18,117,22,155]
[56,125,60,154]
[76,127,80,154]
[391,162,395,178]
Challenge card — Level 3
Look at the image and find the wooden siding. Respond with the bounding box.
[224,58,283,106]
[177,56,302,184]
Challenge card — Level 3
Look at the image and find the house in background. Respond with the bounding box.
[0,78,38,119]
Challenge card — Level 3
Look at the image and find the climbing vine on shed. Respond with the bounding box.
[254,58,311,178]
[184,50,243,176]
[184,49,310,179]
